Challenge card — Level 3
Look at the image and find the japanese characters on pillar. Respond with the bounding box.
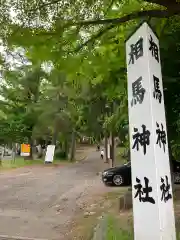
[126,21,176,240]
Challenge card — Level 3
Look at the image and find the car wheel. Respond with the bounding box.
[174,172,180,184]
[113,174,124,186]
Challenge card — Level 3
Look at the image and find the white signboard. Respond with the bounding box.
[126,22,176,240]
[107,139,110,159]
[44,145,55,163]
[21,152,29,157]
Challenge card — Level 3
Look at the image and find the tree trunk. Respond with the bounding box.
[12,143,16,163]
[52,130,58,146]
[0,147,4,165]
[111,133,115,167]
[110,101,115,167]
[24,124,34,160]
[30,142,33,159]
[105,134,108,163]
[69,130,76,161]
[64,138,69,159]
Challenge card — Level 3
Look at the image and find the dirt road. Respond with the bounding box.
[0,149,115,240]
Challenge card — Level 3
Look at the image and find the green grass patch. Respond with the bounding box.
[177,232,180,239]
[116,147,126,156]
[116,147,127,165]
[0,157,69,169]
[106,214,133,240]
[0,158,43,169]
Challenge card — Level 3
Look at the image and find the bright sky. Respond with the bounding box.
[0,6,54,71]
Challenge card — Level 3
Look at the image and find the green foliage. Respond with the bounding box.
[54,150,67,160]
[0,0,180,159]
[0,158,44,169]
[106,215,133,240]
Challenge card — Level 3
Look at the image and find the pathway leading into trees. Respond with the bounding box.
[0,148,116,240]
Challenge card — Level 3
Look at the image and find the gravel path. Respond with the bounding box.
[0,149,114,240]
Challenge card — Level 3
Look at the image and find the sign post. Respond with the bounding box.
[44,145,55,163]
[20,144,30,157]
[126,22,176,239]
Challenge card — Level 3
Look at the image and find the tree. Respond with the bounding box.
[0,64,47,158]
[1,0,180,54]
[0,0,180,166]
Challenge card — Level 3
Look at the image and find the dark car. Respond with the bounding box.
[102,161,180,186]
[102,162,131,186]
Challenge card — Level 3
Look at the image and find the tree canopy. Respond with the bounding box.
[0,0,179,160]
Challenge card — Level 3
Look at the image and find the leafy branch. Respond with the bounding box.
[77,9,174,26]
[75,9,178,51]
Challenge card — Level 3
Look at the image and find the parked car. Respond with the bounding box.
[102,161,180,186]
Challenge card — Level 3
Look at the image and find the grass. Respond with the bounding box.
[68,184,180,240]
[68,188,128,240]
[106,212,180,240]
[0,147,89,170]
[0,158,42,169]
[116,147,127,165]
[105,192,180,240]
[0,157,70,170]
[106,215,133,240]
